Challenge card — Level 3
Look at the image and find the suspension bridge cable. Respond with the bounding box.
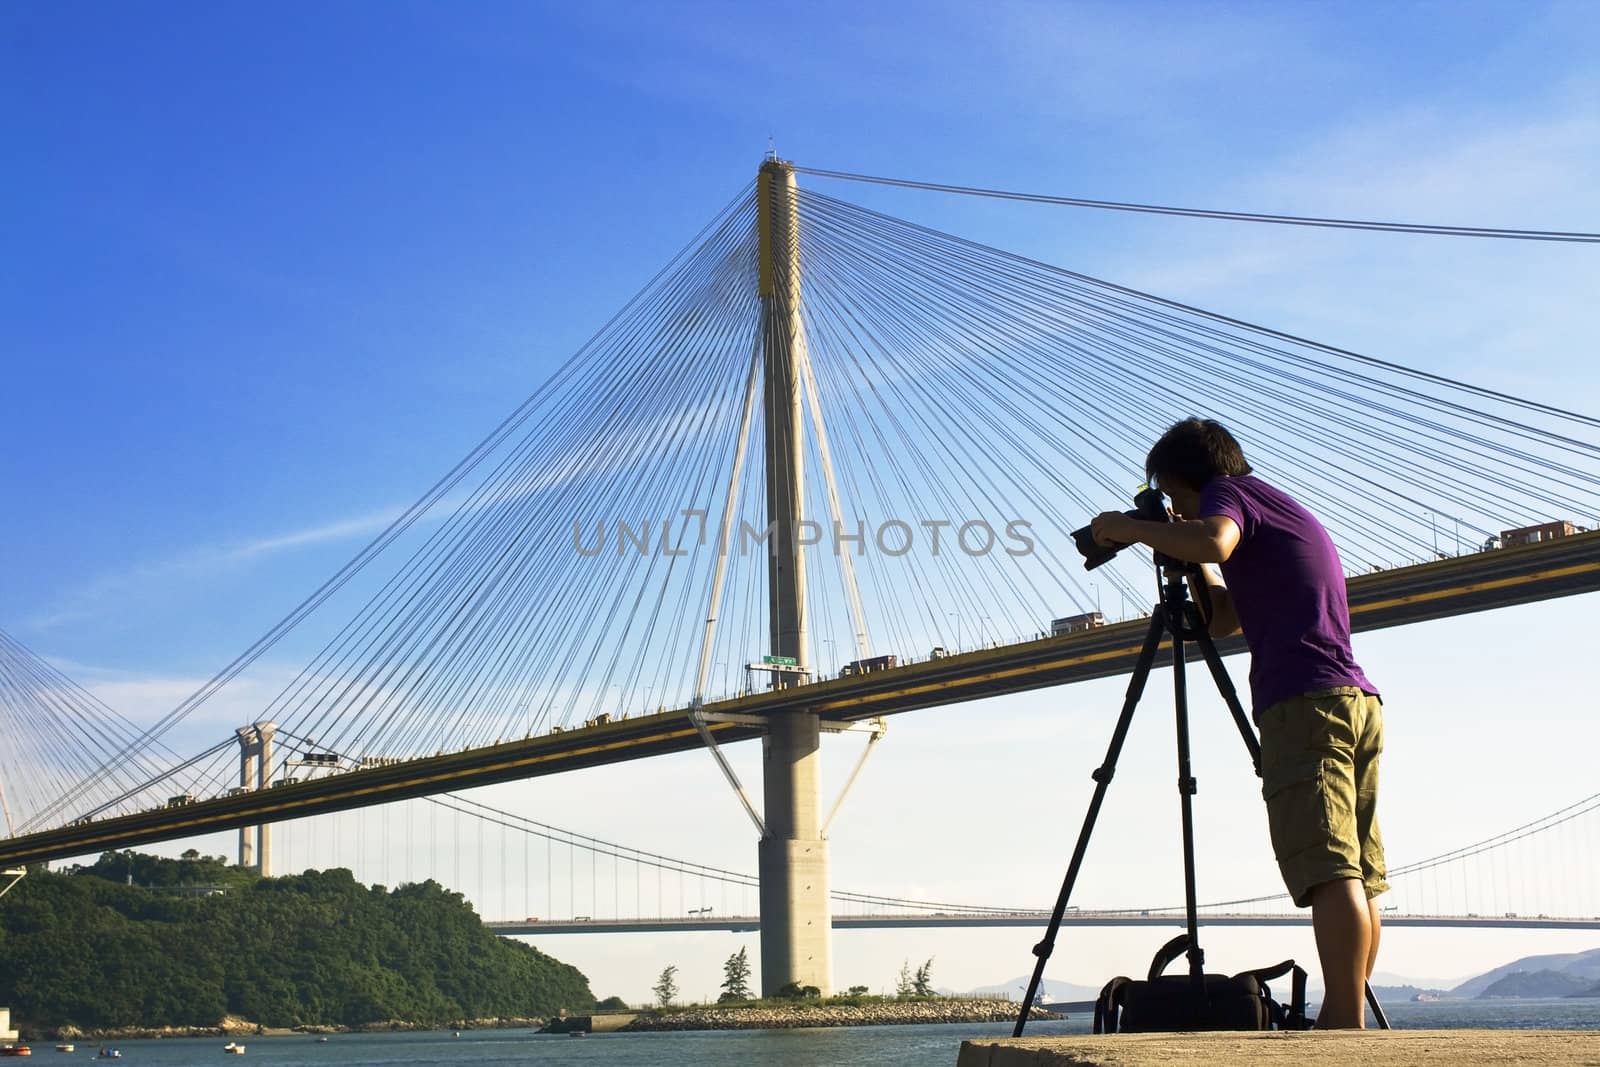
[792,166,1600,244]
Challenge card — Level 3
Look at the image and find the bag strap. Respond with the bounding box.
[1234,958,1297,987]
[1094,976,1132,1034]
[1147,934,1191,981]
[1233,959,1311,1030]
[1286,964,1310,1029]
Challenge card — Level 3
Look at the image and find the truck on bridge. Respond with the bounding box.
[1052,611,1106,636]
[841,654,897,676]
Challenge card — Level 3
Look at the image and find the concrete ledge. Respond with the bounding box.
[957,1030,1600,1067]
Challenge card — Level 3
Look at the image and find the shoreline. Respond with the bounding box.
[42,1001,1059,1041]
[612,1000,1060,1032]
[42,1016,547,1042]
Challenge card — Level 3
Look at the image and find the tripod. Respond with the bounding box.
[1013,562,1389,1035]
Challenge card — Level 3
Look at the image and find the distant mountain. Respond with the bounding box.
[1368,970,1470,992]
[966,975,1104,1003]
[1451,946,1600,999]
[1478,969,1594,999]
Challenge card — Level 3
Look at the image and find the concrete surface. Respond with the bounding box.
[957,1030,1600,1066]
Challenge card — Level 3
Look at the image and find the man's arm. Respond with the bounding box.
[1089,513,1240,565]
[1189,564,1240,637]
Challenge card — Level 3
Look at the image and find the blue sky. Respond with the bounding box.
[5,2,1600,1001]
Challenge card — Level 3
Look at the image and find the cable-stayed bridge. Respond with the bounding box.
[4,158,1599,995]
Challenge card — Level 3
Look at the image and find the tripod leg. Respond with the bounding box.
[1170,629,1207,989]
[1365,981,1391,1029]
[1013,609,1168,1037]
[1192,622,1261,775]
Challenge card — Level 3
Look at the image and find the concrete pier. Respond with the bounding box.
[755,156,832,997]
[957,1030,1600,1067]
[233,722,276,874]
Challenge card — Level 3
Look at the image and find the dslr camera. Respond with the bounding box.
[1071,486,1168,571]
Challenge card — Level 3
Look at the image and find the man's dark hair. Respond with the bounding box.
[1145,418,1253,491]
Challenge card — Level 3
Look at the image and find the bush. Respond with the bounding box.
[773,982,820,999]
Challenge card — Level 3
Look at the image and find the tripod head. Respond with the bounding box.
[1155,553,1211,641]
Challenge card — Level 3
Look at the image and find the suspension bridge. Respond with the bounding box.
[3,157,1599,996]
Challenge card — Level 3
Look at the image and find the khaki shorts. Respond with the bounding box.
[1258,687,1388,908]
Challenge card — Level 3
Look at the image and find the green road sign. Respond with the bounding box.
[762,654,798,666]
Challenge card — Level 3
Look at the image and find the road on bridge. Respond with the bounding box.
[4,531,1598,869]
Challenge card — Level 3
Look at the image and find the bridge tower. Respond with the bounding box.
[755,156,831,996]
[234,722,276,875]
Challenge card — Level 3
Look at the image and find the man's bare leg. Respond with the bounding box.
[1367,897,1383,979]
[1311,877,1372,1028]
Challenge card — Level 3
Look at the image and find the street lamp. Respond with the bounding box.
[948,612,962,651]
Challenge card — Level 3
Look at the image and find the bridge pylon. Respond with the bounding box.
[755,155,831,997]
[234,722,276,875]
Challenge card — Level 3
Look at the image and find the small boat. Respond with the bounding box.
[314,1036,329,1043]
[1,1047,32,1058]
[222,1041,245,1055]
[96,1051,120,1060]
[54,1047,73,1054]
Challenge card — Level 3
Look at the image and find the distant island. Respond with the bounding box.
[0,852,594,1036]
[1363,945,1600,1005]
[1478,969,1599,999]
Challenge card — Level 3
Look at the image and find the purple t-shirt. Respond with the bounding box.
[1200,474,1377,717]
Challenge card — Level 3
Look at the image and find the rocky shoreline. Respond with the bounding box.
[46,1015,545,1042]
[617,999,1061,1031]
[41,1001,1059,1040]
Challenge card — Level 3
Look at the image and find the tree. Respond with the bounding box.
[653,964,679,1007]
[719,947,752,1002]
[913,958,935,997]
[896,960,915,997]
[846,985,869,997]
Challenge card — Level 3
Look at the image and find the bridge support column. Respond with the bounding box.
[756,155,832,996]
[235,727,257,869]
[234,722,276,876]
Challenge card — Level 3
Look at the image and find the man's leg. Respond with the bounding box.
[1311,876,1372,1029]
[1367,897,1382,980]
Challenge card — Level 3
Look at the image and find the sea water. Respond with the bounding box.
[71,1000,1599,1066]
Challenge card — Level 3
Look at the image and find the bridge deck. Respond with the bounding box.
[484,912,1600,935]
[4,531,1598,867]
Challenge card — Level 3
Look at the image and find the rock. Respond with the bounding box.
[618,999,1060,1032]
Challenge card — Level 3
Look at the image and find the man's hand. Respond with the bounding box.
[1091,511,1139,548]
[1089,513,1241,564]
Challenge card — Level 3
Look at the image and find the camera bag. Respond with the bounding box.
[1093,934,1310,1033]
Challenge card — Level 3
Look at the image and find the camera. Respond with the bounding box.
[1071,486,1168,571]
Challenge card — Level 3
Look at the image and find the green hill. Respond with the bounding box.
[0,852,593,1031]
[1477,969,1593,999]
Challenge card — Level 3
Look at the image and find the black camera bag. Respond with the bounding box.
[1093,935,1310,1033]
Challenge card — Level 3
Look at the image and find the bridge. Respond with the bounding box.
[488,914,1600,934]
[4,158,1599,996]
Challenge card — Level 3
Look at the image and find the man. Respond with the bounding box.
[1090,417,1386,1029]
